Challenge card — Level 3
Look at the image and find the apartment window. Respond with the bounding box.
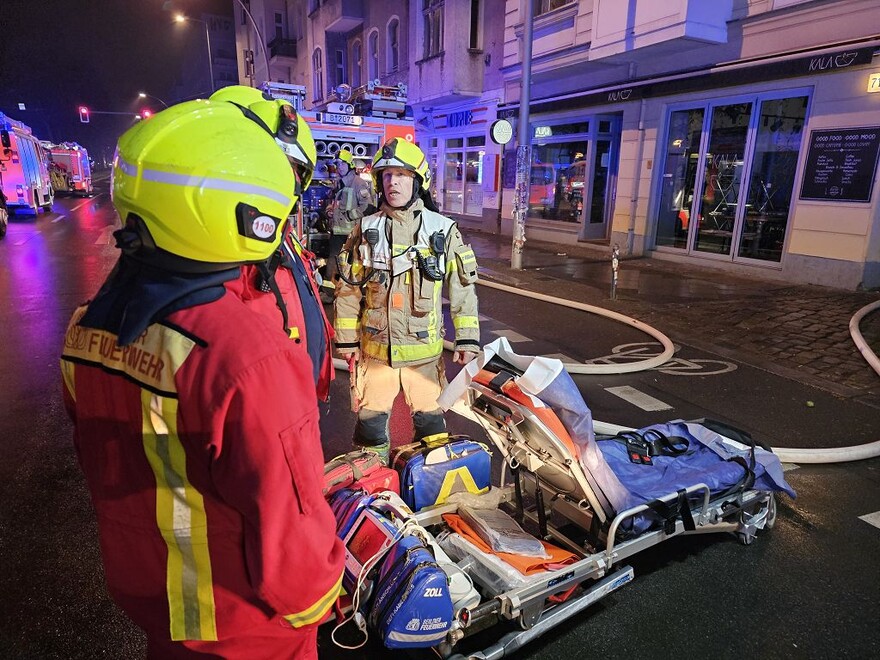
[368,30,379,81]
[274,11,284,40]
[423,0,444,59]
[533,0,572,16]
[351,39,362,88]
[469,0,480,49]
[312,48,324,100]
[387,19,400,72]
[335,48,347,85]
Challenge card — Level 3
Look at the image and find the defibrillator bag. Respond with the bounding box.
[391,435,491,512]
[323,450,400,497]
[368,534,453,649]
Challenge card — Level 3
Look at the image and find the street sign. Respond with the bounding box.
[316,112,363,126]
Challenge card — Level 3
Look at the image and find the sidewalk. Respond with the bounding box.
[461,229,880,408]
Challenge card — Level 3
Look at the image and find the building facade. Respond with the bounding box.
[232,0,880,290]
[497,0,880,290]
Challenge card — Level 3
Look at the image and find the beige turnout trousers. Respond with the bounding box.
[356,356,447,413]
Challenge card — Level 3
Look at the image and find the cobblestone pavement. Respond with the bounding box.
[461,229,880,407]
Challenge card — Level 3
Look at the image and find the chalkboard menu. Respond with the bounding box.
[800,127,880,202]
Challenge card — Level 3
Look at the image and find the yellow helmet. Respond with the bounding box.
[111,99,297,270]
[210,87,316,194]
[371,138,431,194]
[338,148,354,166]
[209,85,271,106]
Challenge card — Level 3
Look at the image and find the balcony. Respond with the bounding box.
[317,0,364,33]
[589,0,732,61]
[268,37,297,62]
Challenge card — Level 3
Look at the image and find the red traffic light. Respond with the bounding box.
[142,109,153,119]
[78,106,90,123]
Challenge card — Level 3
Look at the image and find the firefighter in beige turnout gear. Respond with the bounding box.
[334,138,480,462]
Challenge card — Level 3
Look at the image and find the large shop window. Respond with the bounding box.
[528,121,590,223]
[654,94,808,263]
[443,136,485,216]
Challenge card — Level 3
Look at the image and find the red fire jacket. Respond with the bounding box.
[61,269,344,657]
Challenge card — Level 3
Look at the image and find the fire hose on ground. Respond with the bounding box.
[331,277,880,464]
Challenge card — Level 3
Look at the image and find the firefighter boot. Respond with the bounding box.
[354,409,390,465]
[413,409,446,442]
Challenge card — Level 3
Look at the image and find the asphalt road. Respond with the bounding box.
[1,179,877,659]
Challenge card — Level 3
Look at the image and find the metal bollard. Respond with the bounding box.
[610,243,620,300]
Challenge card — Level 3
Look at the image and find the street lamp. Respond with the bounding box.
[138,92,168,109]
[175,14,215,93]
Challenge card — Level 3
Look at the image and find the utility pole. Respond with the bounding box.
[510,0,534,270]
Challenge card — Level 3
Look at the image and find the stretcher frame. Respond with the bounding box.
[413,378,775,659]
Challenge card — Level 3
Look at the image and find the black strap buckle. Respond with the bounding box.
[618,431,653,465]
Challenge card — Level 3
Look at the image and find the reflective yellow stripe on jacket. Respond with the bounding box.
[362,338,445,363]
[141,390,218,641]
[283,572,343,628]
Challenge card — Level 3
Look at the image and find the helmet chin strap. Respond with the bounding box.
[256,256,299,342]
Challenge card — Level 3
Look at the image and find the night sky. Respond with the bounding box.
[0,0,232,163]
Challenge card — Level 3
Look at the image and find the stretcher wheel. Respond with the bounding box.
[765,493,777,530]
[737,530,755,546]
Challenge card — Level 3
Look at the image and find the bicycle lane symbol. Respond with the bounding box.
[584,342,738,376]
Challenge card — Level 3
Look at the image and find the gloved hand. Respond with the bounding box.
[338,348,361,364]
[453,350,477,365]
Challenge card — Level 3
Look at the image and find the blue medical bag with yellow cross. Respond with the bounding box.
[391,434,491,511]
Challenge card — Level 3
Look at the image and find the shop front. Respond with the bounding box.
[418,102,503,231]
[654,91,810,265]
[497,41,880,289]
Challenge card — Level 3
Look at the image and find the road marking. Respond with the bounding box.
[95,225,116,245]
[781,463,800,472]
[70,195,101,212]
[604,385,672,411]
[586,342,737,377]
[858,511,880,530]
[52,214,66,223]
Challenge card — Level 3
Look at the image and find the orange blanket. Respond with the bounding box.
[442,513,578,576]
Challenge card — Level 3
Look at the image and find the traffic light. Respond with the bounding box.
[78,106,90,123]
[142,109,153,119]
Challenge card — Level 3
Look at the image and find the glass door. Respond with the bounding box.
[443,138,464,214]
[694,102,753,256]
[582,138,612,240]
[736,96,808,261]
[464,136,485,216]
[655,108,705,249]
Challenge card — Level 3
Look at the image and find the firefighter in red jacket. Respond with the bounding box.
[60,97,344,658]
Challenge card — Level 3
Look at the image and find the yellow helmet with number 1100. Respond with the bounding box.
[111,99,296,271]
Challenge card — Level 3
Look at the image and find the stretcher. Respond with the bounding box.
[405,339,794,659]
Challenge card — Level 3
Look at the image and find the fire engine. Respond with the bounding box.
[43,142,93,196]
[0,112,54,214]
[261,81,416,251]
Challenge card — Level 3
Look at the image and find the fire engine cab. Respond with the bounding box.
[44,142,93,196]
[0,112,54,214]
[261,81,415,250]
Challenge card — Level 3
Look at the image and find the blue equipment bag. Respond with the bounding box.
[368,534,453,648]
[391,435,491,512]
